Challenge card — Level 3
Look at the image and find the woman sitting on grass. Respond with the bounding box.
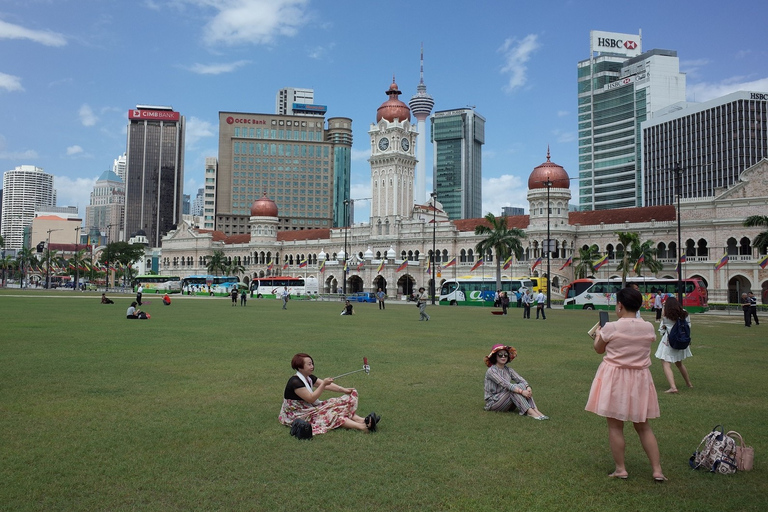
[278,353,378,434]
[126,301,148,319]
[484,344,549,420]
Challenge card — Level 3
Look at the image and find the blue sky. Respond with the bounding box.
[2,0,767,223]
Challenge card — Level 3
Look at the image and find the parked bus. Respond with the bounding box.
[439,276,533,306]
[182,275,239,296]
[562,277,708,312]
[251,276,318,299]
[132,275,182,294]
[511,276,547,294]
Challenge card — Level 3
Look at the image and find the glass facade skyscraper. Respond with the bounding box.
[431,109,484,220]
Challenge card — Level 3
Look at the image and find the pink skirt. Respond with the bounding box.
[585,362,659,423]
[278,389,359,435]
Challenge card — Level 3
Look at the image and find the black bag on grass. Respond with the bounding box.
[290,419,313,440]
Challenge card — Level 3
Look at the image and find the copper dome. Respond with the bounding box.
[376,80,411,123]
[528,148,570,189]
[250,193,278,217]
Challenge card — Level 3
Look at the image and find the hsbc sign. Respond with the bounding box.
[591,30,642,57]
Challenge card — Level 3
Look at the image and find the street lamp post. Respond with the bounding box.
[343,199,349,296]
[545,179,552,309]
[430,192,437,305]
[74,225,81,291]
[104,224,113,291]
[674,164,683,303]
[45,228,62,288]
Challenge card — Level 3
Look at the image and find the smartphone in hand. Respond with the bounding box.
[599,311,609,327]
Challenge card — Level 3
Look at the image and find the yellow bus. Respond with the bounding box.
[511,276,547,294]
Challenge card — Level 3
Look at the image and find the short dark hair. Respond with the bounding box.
[616,287,642,313]
[291,353,313,371]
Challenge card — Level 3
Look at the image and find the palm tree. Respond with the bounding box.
[574,244,600,279]
[16,247,38,288]
[1,254,15,287]
[744,215,768,253]
[474,213,526,291]
[226,258,246,277]
[618,240,664,277]
[206,250,228,276]
[615,231,640,287]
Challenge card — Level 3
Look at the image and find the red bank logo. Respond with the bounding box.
[624,41,638,50]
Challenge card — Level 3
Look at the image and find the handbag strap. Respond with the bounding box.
[726,430,745,448]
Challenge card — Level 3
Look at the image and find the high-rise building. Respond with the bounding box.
[431,108,485,220]
[643,91,768,206]
[1,165,56,250]
[216,110,351,233]
[409,45,435,206]
[577,30,685,210]
[275,88,326,116]
[501,206,525,217]
[192,187,204,216]
[369,80,417,221]
[113,153,127,182]
[203,158,217,230]
[85,170,125,244]
[124,105,185,247]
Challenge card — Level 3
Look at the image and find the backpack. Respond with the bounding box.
[290,418,313,440]
[690,425,738,474]
[668,318,691,350]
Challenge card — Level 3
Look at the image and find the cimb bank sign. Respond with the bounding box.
[590,30,642,58]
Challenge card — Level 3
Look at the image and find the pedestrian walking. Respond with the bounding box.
[376,287,386,310]
[748,291,759,325]
[535,290,546,320]
[741,292,751,327]
[282,286,290,310]
[417,286,430,321]
[231,287,238,306]
[136,284,143,306]
[240,289,247,306]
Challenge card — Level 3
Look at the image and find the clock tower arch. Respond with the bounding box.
[369,79,418,222]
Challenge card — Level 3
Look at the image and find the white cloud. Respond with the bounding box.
[557,110,569,117]
[687,76,768,102]
[482,174,528,216]
[680,58,710,79]
[351,148,371,161]
[308,43,335,60]
[0,149,38,159]
[53,175,97,212]
[197,0,311,46]
[499,34,540,93]
[0,71,23,92]
[0,19,67,46]
[79,104,98,126]
[187,60,249,75]
[185,116,216,148]
[66,145,83,155]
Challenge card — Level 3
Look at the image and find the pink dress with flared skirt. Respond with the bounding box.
[585,317,660,423]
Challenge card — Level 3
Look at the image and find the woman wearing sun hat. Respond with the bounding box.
[483,344,549,420]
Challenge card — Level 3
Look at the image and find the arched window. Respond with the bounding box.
[607,244,615,259]
[401,250,407,260]
[739,237,752,256]
[668,242,677,259]
[407,250,414,261]
[686,239,696,257]
[414,250,420,261]
[697,239,709,258]
[657,242,667,259]
[441,249,448,262]
[726,237,738,256]
[460,249,467,263]
[467,249,475,263]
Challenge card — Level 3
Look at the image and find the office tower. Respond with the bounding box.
[501,206,524,217]
[409,45,435,205]
[112,153,127,181]
[577,30,685,210]
[124,105,185,247]
[216,111,351,233]
[370,80,417,220]
[643,91,768,206]
[203,158,217,229]
[276,87,326,116]
[182,194,190,215]
[192,187,204,216]
[1,165,56,250]
[85,170,125,244]
[431,108,485,220]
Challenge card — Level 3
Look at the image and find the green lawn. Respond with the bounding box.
[1,290,765,511]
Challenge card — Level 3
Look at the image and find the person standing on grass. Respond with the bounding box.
[483,344,548,420]
[586,286,666,482]
[535,290,546,319]
[240,288,247,306]
[231,287,238,306]
[654,297,692,394]
[136,284,143,306]
[417,286,430,321]
[741,292,751,327]
[653,290,663,322]
[376,287,386,310]
[748,291,759,325]
[500,291,510,316]
[522,290,532,319]
[282,286,290,310]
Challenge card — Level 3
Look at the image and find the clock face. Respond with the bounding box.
[378,137,389,151]
[401,138,410,152]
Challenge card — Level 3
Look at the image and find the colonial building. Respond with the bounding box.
[159,81,768,305]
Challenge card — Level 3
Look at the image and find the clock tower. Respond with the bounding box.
[369,79,418,222]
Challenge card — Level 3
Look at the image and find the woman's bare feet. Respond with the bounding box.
[608,471,628,479]
[664,388,678,394]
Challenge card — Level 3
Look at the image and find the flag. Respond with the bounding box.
[426,260,431,274]
[558,256,573,270]
[470,258,484,272]
[376,260,385,274]
[318,260,325,272]
[443,257,456,268]
[531,257,543,271]
[343,260,349,272]
[396,260,408,272]
[759,254,768,269]
[502,256,513,270]
[633,254,645,273]
[357,261,364,271]
[715,253,728,271]
[283,261,289,270]
[593,254,608,270]
[298,259,308,268]
[267,259,274,271]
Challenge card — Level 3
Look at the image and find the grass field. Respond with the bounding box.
[1,290,766,511]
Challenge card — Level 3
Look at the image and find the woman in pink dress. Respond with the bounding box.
[585,287,666,482]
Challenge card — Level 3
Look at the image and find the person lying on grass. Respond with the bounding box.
[278,353,378,434]
[484,344,548,420]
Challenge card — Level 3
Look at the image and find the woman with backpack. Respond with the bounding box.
[654,296,693,394]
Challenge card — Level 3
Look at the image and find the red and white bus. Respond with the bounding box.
[562,277,708,313]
